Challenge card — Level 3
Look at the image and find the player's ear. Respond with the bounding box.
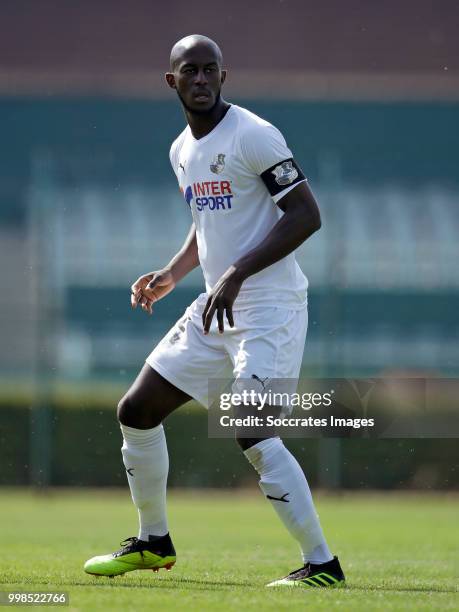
[165,73,176,89]
[221,69,227,85]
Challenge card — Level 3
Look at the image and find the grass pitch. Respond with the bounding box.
[0,489,457,611]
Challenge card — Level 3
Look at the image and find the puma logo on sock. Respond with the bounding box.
[267,493,290,503]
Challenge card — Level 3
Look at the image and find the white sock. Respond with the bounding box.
[244,437,333,564]
[120,423,169,541]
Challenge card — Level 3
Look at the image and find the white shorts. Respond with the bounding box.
[146,295,308,409]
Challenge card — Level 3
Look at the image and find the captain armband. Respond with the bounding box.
[260,158,306,198]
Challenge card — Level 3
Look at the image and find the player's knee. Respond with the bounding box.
[117,390,164,428]
[117,392,147,426]
[117,392,133,425]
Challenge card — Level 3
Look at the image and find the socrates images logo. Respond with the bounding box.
[272,161,298,186]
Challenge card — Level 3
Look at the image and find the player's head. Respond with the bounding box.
[165,34,226,115]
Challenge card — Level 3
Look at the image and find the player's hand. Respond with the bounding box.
[131,269,175,315]
[202,266,243,334]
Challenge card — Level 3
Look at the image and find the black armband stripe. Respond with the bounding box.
[260,158,305,197]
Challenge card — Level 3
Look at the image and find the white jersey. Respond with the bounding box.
[169,104,308,310]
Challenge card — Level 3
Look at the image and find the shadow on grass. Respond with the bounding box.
[63,578,459,595]
[344,584,457,595]
[1,576,456,595]
[66,579,250,591]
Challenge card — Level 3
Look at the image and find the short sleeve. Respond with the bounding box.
[240,122,306,203]
[169,139,179,179]
[240,123,291,175]
[169,130,188,180]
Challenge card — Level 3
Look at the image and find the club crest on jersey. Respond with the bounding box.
[272,161,298,186]
[210,153,226,174]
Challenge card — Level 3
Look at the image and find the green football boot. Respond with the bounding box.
[267,556,345,588]
[84,534,176,578]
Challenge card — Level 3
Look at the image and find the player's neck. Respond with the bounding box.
[185,99,231,140]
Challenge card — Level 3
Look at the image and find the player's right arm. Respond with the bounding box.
[131,223,199,314]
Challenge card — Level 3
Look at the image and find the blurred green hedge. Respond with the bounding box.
[0,404,457,490]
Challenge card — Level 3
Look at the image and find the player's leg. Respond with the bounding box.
[237,432,333,565]
[117,363,190,545]
[229,307,345,587]
[239,435,343,587]
[117,362,191,429]
[84,301,231,577]
[84,364,189,577]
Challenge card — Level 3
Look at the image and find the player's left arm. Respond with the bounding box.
[202,180,321,334]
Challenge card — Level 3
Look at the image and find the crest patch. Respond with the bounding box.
[272,161,298,186]
[210,153,226,174]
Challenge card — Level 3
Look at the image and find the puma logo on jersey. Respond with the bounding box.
[251,374,270,390]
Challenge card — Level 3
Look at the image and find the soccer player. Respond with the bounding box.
[84,34,345,589]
